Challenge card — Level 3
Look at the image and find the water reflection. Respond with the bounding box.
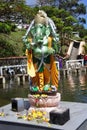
[0,73,87,107]
[67,74,75,88]
[79,74,87,87]
[59,73,87,103]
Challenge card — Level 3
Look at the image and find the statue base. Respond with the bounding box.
[28,93,61,107]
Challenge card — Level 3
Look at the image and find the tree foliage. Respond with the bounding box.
[37,0,86,25]
[0,0,26,22]
[0,36,16,57]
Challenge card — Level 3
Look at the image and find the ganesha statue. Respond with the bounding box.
[23,10,60,97]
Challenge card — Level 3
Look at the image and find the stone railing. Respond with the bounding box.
[0,56,27,66]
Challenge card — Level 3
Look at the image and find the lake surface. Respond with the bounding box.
[0,72,87,107]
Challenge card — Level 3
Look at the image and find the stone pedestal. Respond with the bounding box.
[28,93,61,107]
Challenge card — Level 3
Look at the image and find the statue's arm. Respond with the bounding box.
[23,36,32,50]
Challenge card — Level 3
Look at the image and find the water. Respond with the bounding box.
[0,72,87,107]
[0,80,30,107]
[59,72,87,103]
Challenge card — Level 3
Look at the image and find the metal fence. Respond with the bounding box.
[66,59,84,69]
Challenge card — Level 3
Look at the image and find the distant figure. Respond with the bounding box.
[84,55,87,65]
[58,58,63,69]
[77,54,83,59]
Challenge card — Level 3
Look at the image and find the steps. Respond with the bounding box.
[69,47,78,60]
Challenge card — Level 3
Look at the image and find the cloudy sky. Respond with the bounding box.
[26,0,37,6]
[26,0,87,28]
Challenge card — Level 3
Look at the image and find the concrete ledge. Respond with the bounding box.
[0,101,87,130]
[0,120,59,130]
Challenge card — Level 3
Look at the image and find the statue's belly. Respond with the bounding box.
[33,46,49,58]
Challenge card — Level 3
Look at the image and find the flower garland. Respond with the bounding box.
[17,109,50,126]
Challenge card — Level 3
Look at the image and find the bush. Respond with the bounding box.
[0,29,26,57]
[0,22,11,34]
[0,38,16,57]
[11,24,16,31]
